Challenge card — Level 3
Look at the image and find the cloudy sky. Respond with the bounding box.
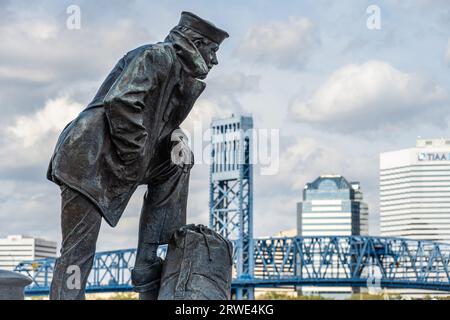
[0,0,449,251]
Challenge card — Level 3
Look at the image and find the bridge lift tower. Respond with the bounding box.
[209,114,254,300]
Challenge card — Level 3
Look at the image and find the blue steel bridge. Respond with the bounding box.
[14,236,450,296]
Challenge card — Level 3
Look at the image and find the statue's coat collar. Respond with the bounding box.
[167,30,209,80]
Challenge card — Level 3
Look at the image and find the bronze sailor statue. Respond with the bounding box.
[47,12,229,300]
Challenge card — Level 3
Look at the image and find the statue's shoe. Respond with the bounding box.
[131,258,163,300]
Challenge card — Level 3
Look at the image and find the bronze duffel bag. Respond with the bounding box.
[158,224,233,300]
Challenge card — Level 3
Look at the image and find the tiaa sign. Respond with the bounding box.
[417,152,450,161]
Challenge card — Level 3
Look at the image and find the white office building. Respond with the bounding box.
[380,138,450,243]
[0,235,57,271]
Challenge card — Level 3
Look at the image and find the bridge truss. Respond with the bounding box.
[14,236,450,296]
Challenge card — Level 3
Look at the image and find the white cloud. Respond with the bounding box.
[0,18,153,82]
[446,38,450,65]
[0,65,54,84]
[0,9,157,129]
[290,61,448,132]
[234,16,319,69]
[251,136,379,236]
[268,137,375,192]
[8,96,82,147]
[181,99,231,137]
[20,19,59,41]
[206,72,260,94]
[0,96,82,172]
[0,181,61,241]
[198,72,259,118]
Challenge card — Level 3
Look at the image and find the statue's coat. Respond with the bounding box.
[47,38,206,227]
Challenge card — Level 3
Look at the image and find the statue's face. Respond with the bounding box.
[194,39,220,79]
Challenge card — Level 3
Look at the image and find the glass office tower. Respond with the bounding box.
[297,175,369,238]
[296,175,369,298]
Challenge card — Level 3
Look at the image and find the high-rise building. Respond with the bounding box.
[296,175,369,298]
[297,175,369,237]
[380,138,450,243]
[0,235,57,271]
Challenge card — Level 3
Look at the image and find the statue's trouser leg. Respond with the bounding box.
[132,158,191,300]
[50,185,102,300]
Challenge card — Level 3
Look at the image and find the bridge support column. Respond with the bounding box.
[236,286,254,300]
[209,115,255,300]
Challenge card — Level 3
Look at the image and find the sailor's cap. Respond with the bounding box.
[178,11,229,45]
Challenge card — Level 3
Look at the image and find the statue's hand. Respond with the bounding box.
[170,129,194,172]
